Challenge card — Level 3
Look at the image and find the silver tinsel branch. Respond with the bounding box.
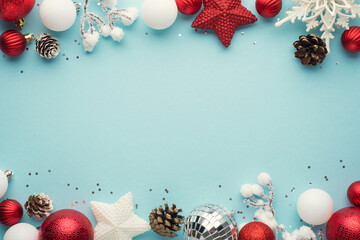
[240,173,324,240]
[80,0,138,52]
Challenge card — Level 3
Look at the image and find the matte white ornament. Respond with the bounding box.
[275,0,360,53]
[40,0,77,31]
[297,188,334,226]
[3,223,39,240]
[142,0,178,30]
[0,170,13,199]
[90,192,150,240]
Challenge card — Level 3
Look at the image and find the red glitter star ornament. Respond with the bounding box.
[192,0,257,47]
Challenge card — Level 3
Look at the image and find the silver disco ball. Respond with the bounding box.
[183,204,238,240]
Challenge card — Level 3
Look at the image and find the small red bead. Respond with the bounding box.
[0,30,26,56]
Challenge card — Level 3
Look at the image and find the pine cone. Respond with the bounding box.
[24,193,54,220]
[35,33,60,59]
[149,203,184,238]
[293,34,328,66]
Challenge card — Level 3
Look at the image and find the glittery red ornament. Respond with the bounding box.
[0,199,23,226]
[192,0,257,47]
[348,181,360,206]
[326,206,360,240]
[238,222,275,240]
[0,30,35,56]
[255,0,281,18]
[0,0,35,22]
[39,209,94,240]
[176,0,202,15]
[341,26,360,53]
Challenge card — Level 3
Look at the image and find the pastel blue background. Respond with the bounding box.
[0,0,360,238]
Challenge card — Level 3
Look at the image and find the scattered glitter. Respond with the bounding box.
[277,18,280,21]
[92,191,95,194]
[253,41,256,45]
[20,70,24,74]
[48,170,51,173]
[309,182,312,185]
[35,172,38,175]
[237,211,240,214]
[2,55,5,58]
[285,195,288,198]
[75,187,79,190]
[37,3,39,6]
[307,166,311,169]
[243,216,245,219]
[66,57,69,60]
[241,32,244,35]
[340,160,343,162]
[178,34,182,37]
[97,2,100,5]
[204,31,208,34]
[26,48,29,51]
[71,203,74,207]
[28,173,31,176]
[219,185,222,188]
[135,204,138,209]
[97,183,100,186]
[195,28,198,32]
[76,56,79,59]
[83,201,86,205]
[229,198,232,201]
[75,201,78,204]
[145,32,148,35]
[62,53,65,56]
[336,62,339,65]
[291,187,295,192]
[343,165,346,168]
[162,197,165,201]
[78,43,80,45]
[26,184,29,187]
[98,188,101,191]
[149,189,152,192]
[75,40,77,42]
[289,204,292,207]
[110,191,113,194]
[320,66,323,69]
[165,189,169,193]
[246,205,249,208]
[67,183,70,187]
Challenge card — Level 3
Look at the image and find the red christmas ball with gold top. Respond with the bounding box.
[256,0,282,18]
[0,199,23,226]
[0,30,35,56]
[0,0,35,28]
[238,222,275,240]
[342,26,360,53]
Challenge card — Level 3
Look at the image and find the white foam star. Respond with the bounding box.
[91,192,150,240]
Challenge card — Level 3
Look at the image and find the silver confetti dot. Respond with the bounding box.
[204,31,208,34]
[178,33,182,37]
[241,32,244,35]
[253,41,256,45]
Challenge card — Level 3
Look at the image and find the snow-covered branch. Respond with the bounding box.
[240,173,323,240]
[80,0,138,52]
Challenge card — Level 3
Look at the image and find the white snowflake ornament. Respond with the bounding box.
[275,0,360,53]
[90,192,150,240]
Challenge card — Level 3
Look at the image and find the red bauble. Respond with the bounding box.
[256,0,281,18]
[39,209,94,240]
[341,26,360,53]
[0,0,35,22]
[0,199,23,226]
[176,0,202,15]
[326,206,360,240]
[238,222,275,240]
[0,30,26,56]
[348,181,360,206]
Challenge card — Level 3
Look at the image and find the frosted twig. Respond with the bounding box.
[240,173,323,240]
[275,0,360,53]
[80,0,138,52]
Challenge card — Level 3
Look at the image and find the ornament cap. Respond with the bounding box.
[24,33,36,43]
[4,170,14,180]
[15,18,26,29]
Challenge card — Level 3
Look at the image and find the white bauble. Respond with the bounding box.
[0,170,8,199]
[40,0,77,31]
[142,0,178,30]
[297,188,334,225]
[3,223,38,240]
